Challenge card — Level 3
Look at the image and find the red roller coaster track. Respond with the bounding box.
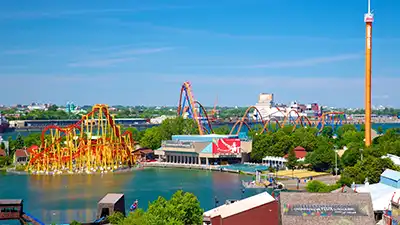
[229,106,347,135]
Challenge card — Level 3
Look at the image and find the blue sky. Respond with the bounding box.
[1,0,399,107]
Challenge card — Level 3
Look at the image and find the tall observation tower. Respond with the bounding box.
[364,0,374,146]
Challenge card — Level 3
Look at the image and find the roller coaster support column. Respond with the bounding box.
[364,0,374,146]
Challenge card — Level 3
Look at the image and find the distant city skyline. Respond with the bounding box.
[1,0,400,107]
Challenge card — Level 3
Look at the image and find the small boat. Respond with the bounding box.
[130,200,138,212]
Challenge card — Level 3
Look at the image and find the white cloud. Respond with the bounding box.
[244,53,362,69]
[0,6,191,20]
[67,46,173,67]
[111,47,175,56]
[68,57,136,68]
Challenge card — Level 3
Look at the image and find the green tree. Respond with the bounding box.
[286,147,297,169]
[213,125,230,135]
[48,104,59,111]
[377,126,384,135]
[140,117,200,149]
[250,134,273,161]
[339,156,398,185]
[269,130,292,156]
[159,117,199,140]
[0,156,12,167]
[23,133,42,147]
[108,212,125,225]
[290,127,319,152]
[140,127,163,150]
[0,142,5,150]
[341,149,361,167]
[340,131,364,148]
[119,209,147,225]
[336,124,357,140]
[70,221,82,225]
[306,180,339,193]
[118,190,203,225]
[321,126,334,139]
[15,134,25,150]
[306,144,336,172]
[125,127,144,143]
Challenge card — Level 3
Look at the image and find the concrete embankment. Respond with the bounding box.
[142,162,257,176]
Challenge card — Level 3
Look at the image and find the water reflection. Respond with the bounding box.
[1,168,253,223]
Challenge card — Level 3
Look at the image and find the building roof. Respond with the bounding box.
[337,149,346,157]
[331,185,356,193]
[0,199,23,205]
[279,192,375,225]
[99,193,124,204]
[0,149,5,156]
[15,149,29,157]
[132,148,153,154]
[353,182,397,211]
[262,156,287,162]
[294,146,305,151]
[381,169,400,182]
[203,191,275,219]
[172,134,239,142]
[284,146,307,159]
[382,154,400,166]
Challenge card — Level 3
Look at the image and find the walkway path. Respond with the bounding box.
[281,175,340,190]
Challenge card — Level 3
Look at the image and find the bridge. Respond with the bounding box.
[10,118,154,131]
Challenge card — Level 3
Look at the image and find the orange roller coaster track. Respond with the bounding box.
[177,81,213,135]
[27,104,135,175]
[229,106,347,135]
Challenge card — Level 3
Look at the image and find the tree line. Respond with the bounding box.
[2,117,400,186]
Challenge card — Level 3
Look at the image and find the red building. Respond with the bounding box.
[284,146,307,161]
[203,192,279,225]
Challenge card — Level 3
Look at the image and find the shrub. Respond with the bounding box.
[70,220,82,225]
[306,180,340,193]
[108,211,125,224]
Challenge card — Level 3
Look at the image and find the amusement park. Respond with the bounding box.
[22,80,349,175]
[3,0,400,224]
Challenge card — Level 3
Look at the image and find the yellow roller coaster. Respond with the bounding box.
[27,104,135,174]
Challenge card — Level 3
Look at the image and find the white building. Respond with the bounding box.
[150,115,176,124]
[352,169,400,212]
[27,105,47,111]
[382,154,400,166]
[254,93,306,120]
[262,156,287,169]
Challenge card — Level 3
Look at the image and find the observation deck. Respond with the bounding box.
[364,13,374,23]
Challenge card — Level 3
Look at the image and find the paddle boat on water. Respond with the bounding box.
[130,200,138,212]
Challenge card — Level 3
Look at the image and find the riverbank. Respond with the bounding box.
[142,162,258,176]
[4,165,146,175]
[142,162,337,190]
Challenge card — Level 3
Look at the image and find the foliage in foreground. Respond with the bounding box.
[306,180,340,193]
[114,190,203,225]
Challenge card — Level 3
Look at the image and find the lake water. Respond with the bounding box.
[0,168,260,224]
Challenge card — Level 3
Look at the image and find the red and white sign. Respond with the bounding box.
[212,138,241,154]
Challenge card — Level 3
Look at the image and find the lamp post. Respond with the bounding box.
[360,148,364,162]
[334,145,338,177]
